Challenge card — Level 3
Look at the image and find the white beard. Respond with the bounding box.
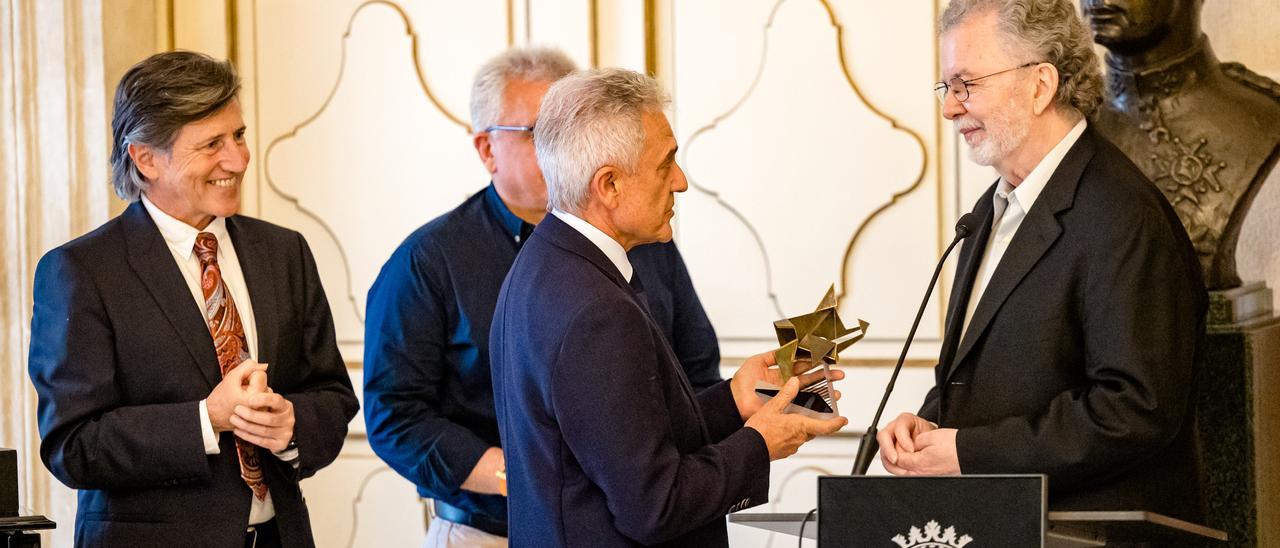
[960,96,1030,167]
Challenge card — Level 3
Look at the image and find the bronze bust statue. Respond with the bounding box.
[1085,0,1280,289]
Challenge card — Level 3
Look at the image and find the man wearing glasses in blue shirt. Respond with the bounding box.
[363,47,723,547]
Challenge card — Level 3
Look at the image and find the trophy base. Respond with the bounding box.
[755,380,839,420]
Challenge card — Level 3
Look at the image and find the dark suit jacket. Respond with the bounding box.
[27,201,359,547]
[490,214,769,547]
[362,186,722,528]
[920,127,1207,521]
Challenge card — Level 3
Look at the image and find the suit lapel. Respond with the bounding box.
[122,201,221,389]
[945,128,1096,382]
[228,216,278,370]
[938,189,996,383]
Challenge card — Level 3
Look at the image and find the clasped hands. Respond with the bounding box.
[730,351,848,461]
[876,412,960,476]
[206,359,296,453]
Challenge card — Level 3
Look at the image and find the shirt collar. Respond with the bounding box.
[483,183,532,244]
[999,118,1087,211]
[140,194,229,261]
[550,209,634,282]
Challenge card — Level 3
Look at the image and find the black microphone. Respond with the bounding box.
[851,212,978,475]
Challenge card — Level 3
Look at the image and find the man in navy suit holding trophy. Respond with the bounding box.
[489,68,848,547]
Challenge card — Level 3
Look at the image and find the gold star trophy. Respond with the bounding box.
[757,285,868,418]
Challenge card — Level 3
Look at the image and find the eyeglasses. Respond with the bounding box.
[934,62,1041,104]
[484,125,534,134]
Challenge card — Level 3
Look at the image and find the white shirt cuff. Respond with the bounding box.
[198,399,221,455]
[273,447,299,464]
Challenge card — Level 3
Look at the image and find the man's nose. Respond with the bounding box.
[941,92,966,120]
[222,140,249,173]
[672,163,689,193]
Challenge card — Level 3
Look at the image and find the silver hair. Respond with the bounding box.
[110,51,241,201]
[535,68,670,214]
[469,47,577,133]
[940,0,1104,118]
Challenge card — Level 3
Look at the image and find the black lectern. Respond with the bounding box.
[728,476,1227,547]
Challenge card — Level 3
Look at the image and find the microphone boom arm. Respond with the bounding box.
[850,214,975,475]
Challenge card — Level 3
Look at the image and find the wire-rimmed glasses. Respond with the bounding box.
[934,62,1041,103]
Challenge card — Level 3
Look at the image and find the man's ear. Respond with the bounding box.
[589,165,621,210]
[128,142,162,182]
[473,131,497,174]
[1031,63,1060,116]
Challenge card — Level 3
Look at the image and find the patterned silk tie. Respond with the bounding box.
[194,232,268,501]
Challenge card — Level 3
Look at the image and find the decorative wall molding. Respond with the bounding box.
[259,1,476,325]
[674,0,935,352]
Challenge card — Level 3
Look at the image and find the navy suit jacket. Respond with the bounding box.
[921,127,1206,520]
[490,214,769,547]
[28,201,359,546]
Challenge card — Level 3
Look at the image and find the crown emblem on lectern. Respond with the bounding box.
[891,520,974,548]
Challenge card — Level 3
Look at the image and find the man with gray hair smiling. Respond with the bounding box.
[489,68,847,546]
[877,0,1206,522]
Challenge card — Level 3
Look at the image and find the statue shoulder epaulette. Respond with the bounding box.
[1221,61,1280,104]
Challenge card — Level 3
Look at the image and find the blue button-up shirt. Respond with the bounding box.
[363,184,721,527]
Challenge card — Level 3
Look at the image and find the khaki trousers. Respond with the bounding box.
[423,516,507,548]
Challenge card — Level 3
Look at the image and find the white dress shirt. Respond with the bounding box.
[959,119,1088,341]
[551,209,634,282]
[141,195,286,525]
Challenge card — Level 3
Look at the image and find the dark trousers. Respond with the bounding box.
[245,519,280,548]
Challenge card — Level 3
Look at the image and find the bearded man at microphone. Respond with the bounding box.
[877,0,1207,522]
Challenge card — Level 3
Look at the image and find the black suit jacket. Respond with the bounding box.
[921,127,1207,520]
[28,201,359,546]
[489,214,769,547]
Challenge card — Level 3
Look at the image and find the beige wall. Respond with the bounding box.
[1204,0,1280,75]
[3,2,111,546]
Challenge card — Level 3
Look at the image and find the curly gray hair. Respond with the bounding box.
[469,47,577,134]
[110,51,241,201]
[941,0,1103,118]
[535,68,670,214]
